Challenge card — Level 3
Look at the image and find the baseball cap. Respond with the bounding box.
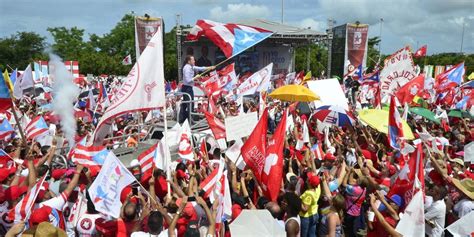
[378,194,404,211]
[324,153,336,161]
[5,185,28,201]
[0,167,15,182]
[307,172,321,187]
[30,206,52,225]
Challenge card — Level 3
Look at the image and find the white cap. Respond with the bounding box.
[129,159,140,167]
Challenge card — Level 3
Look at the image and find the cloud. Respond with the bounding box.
[298,18,326,32]
[209,3,270,22]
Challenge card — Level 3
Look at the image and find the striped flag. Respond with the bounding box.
[0,119,14,140]
[25,116,49,140]
[72,144,108,167]
[199,159,224,199]
[64,61,80,78]
[311,142,324,160]
[137,144,157,180]
[9,173,48,222]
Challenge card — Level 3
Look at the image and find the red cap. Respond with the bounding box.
[324,153,336,161]
[30,206,52,225]
[51,169,68,180]
[386,164,397,176]
[176,170,187,179]
[307,172,321,187]
[5,185,27,201]
[89,166,100,177]
[231,203,243,220]
[0,167,15,182]
[36,182,50,201]
[120,185,132,203]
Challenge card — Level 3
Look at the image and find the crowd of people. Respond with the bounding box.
[0,55,473,237]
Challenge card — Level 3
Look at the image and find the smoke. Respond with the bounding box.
[50,54,80,146]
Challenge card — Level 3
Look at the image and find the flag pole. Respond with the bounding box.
[192,56,234,80]
[2,71,27,144]
[163,99,172,200]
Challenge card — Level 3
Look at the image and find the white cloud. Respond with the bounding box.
[209,3,270,22]
[298,18,325,32]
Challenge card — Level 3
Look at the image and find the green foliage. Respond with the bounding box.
[0,32,47,70]
[294,44,328,76]
[413,53,474,75]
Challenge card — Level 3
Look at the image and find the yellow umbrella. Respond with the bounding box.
[269,85,320,102]
[358,109,415,140]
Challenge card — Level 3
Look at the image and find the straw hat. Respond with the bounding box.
[23,222,67,237]
[448,158,464,167]
[452,178,474,200]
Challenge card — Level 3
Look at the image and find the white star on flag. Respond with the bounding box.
[240,33,255,44]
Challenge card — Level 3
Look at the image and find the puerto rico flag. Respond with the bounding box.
[187,19,273,58]
[98,82,110,108]
[25,116,49,140]
[0,119,14,140]
[436,62,465,92]
[9,173,48,222]
[137,144,157,181]
[388,96,404,150]
[72,144,108,167]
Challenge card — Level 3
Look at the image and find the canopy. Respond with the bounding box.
[409,107,440,124]
[229,210,285,237]
[269,84,319,102]
[358,109,415,140]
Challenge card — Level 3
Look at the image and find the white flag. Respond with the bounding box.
[395,190,425,237]
[286,113,294,133]
[92,25,166,143]
[88,151,135,218]
[177,119,194,161]
[122,54,132,65]
[295,120,309,150]
[14,64,34,99]
[446,211,474,237]
[237,63,273,96]
[154,139,171,172]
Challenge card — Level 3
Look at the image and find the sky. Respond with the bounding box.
[1,0,473,55]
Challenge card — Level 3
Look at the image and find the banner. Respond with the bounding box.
[93,22,166,143]
[423,65,434,78]
[345,24,369,75]
[307,79,349,110]
[237,63,273,96]
[135,16,162,59]
[434,65,446,78]
[224,112,258,141]
[379,47,417,102]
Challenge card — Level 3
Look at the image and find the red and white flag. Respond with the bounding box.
[395,74,425,104]
[237,63,273,96]
[187,19,273,58]
[122,55,132,65]
[9,173,48,222]
[413,45,427,58]
[177,120,194,161]
[203,111,226,148]
[199,159,224,198]
[261,109,287,201]
[395,190,425,236]
[92,22,166,143]
[138,144,157,181]
[72,144,108,168]
[25,116,49,141]
[241,108,268,183]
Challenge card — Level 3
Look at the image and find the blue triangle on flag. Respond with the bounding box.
[232,29,272,57]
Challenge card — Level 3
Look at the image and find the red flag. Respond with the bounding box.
[388,96,404,150]
[413,45,427,58]
[395,74,425,104]
[204,111,226,140]
[241,108,268,183]
[261,109,287,201]
[388,143,424,206]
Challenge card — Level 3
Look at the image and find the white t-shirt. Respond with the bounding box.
[454,199,474,217]
[425,199,446,237]
[131,229,174,237]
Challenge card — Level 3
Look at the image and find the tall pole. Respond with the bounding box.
[460,20,465,54]
[281,0,284,23]
[326,19,334,78]
[378,18,384,61]
[176,14,182,81]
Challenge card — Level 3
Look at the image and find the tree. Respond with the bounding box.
[0,32,47,70]
[47,27,92,60]
[295,44,328,77]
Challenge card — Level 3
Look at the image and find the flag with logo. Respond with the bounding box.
[261,109,287,201]
[413,45,427,58]
[187,19,273,58]
[88,151,135,218]
[435,62,465,92]
[25,116,49,141]
[241,108,268,183]
[237,63,273,96]
[177,119,194,160]
[395,74,425,104]
[0,119,14,140]
[204,111,227,148]
[93,21,166,143]
[122,55,132,65]
[72,144,108,168]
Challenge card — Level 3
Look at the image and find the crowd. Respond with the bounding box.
[0,58,473,237]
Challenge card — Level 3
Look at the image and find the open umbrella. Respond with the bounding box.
[409,107,440,124]
[313,105,354,127]
[448,109,473,119]
[269,84,319,102]
[358,109,415,140]
[230,210,285,237]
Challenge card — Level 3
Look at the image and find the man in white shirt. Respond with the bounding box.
[179,55,214,124]
[425,185,447,237]
[131,211,175,237]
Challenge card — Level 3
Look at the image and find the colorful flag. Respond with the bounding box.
[177,119,194,161]
[93,22,166,143]
[0,119,14,140]
[13,64,34,99]
[187,19,273,58]
[0,72,13,111]
[413,45,427,58]
[25,116,49,140]
[435,62,465,92]
[395,74,425,104]
[0,149,13,168]
[122,55,132,65]
[72,144,108,167]
[9,173,48,222]
[261,109,287,201]
[388,96,404,150]
[241,108,268,183]
[98,82,110,108]
[395,190,425,237]
[86,89,96,111]
[88,151,135,218]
